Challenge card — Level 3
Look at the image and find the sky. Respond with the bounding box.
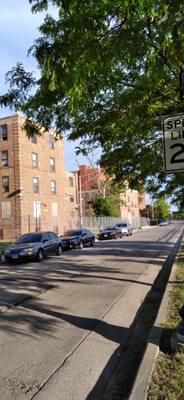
[0,0,89,171]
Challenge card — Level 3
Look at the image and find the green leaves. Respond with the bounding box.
[1,0,184,208]
[90,195,118,216]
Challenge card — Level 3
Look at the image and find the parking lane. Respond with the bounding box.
[0,224,181,314]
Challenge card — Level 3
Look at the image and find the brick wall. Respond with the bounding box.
[0,113,69,239]
[0,114,21,239]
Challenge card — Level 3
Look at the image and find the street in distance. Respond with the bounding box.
[163,113,184,172]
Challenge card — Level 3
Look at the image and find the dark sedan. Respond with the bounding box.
[4,231,62,262]
[98,226,123,240]
[62,229,95,250]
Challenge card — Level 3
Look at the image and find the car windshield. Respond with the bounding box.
[63,230,82,237]
[16,234,43,243]
[103,227,115,231]
[117,223,128,227]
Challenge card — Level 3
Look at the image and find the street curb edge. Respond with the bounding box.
[129,229,184,400]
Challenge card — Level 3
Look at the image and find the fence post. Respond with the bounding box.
[28,215,31,232]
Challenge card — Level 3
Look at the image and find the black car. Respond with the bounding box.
[4,231,62,262]
[98,226,123,240]
[62,229,95,249]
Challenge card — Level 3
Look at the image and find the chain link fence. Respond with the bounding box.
[19,214,149,236]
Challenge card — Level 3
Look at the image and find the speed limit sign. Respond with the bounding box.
[163,113,184,172]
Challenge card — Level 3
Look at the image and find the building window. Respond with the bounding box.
[2,201,11,219]
[2,150,8,167]
[2,176,9,192]
[32,153,38,168]
[31,134,37,144]
[0,124,8,140]
[50,158,55,172]
[69,176,74,187]
[70,196,74,203]
[51,180,56,195]
[49,134,55,149]
[33,177,39,193]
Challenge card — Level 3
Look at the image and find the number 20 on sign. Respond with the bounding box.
[163,113,184,172]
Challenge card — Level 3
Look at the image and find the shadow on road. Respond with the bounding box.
[0,233,177,313]
[0,225,182,399]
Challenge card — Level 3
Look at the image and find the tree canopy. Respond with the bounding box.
[90,195,118,217]
[1,0,184,208]
[154,197,171,219]
[141,197,171,220]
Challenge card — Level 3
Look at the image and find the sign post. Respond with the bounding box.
[163,113,184,172]
[163,112,184,352]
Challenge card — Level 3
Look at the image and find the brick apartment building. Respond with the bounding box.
[0,113,78,239]
[75,164,146,223]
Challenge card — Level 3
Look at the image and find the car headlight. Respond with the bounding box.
[4,249,9,255]
[20,247,34,255]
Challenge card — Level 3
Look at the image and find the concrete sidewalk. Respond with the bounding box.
[129,231,184,400]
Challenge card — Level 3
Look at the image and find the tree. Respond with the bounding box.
[89,195,118,217]
[154,197,171,220]
[141,197,170,220]
[172,210,184,219]
[1,0,184,205]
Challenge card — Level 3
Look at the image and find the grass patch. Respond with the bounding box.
[148,246,184,400]
[0,241,13,253]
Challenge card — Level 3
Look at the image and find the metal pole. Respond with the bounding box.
[36,203,38,231]
[28,215,31,233]
[79,175,83,228]
[151,196,155,220]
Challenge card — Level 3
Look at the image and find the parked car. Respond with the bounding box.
[98,226,123,240]
[159,220,169,226]
[61,229,95,249]
[4,231,62,262]
[116,222,132,236]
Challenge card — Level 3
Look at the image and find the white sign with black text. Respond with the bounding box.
[163,113,184,172]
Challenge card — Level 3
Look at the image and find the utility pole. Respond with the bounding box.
[151,199,155,220]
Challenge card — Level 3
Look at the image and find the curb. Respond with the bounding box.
[129,230,184,400]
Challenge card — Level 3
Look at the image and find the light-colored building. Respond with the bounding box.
[0,113,78,239]
[119,189,140,223]
[63,171,79,231]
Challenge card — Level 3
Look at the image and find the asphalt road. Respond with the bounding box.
[0,223,183,400]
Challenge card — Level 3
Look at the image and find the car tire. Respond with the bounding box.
[90,238,95,246]
[37,248,44,262]
[56,244,62,256]
[120,234,123,238]
[78,241,83,249]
